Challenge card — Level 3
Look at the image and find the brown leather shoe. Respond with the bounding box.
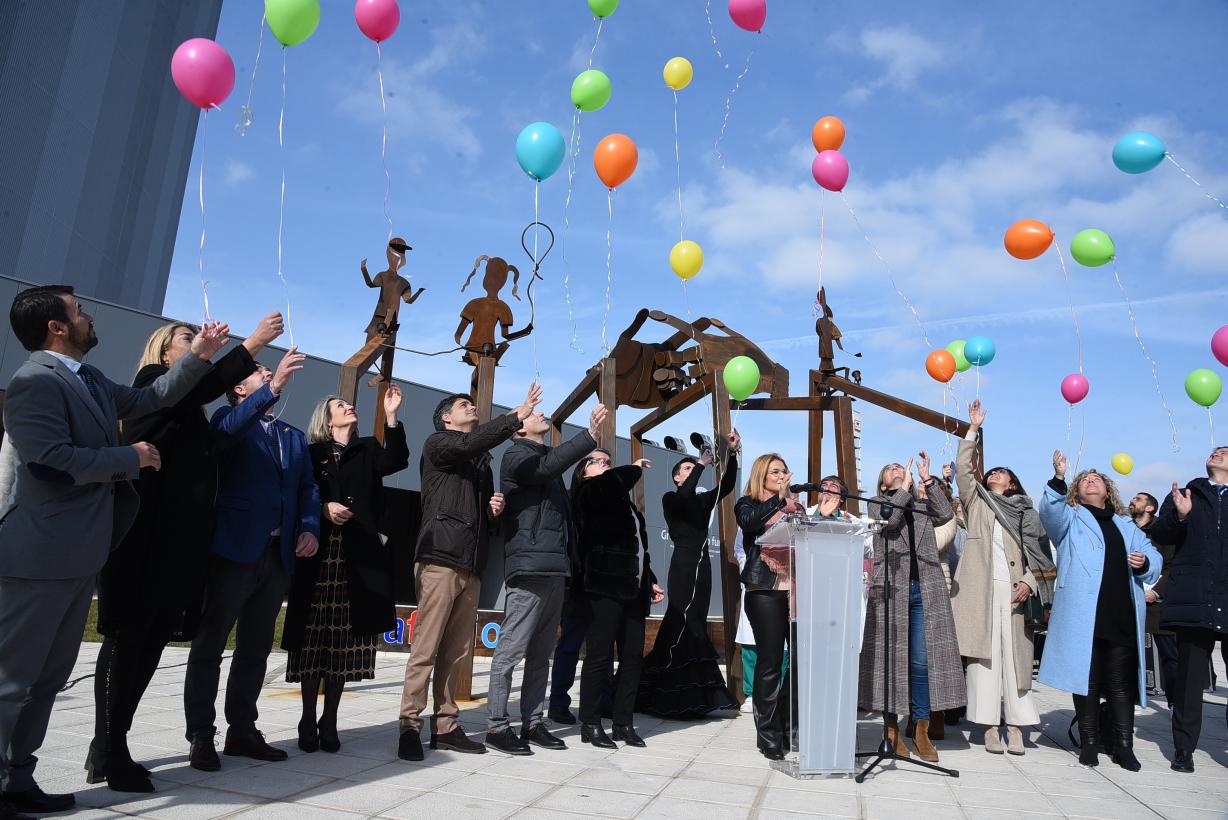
[887,718,909,758]
[189,731,221,772]
[223,729,288,762]
[431,726,487,754]
[912,719,940,762]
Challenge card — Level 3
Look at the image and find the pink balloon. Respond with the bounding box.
[1213,325,1228,368]
[1060,373,1090,404]
[728,0,767,32]
[355,0,400,42]
[171,38,235,110]
[811,150,849,192]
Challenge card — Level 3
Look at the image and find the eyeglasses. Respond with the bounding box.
[587,457,611,466]
[767,469,789,477]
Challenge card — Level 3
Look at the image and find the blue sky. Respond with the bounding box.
[166,0,1228,502]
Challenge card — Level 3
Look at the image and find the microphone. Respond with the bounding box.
[789,482,822,495]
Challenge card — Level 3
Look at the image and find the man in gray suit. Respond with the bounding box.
[0,285,225,819]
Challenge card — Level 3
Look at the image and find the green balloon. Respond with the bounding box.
[1069,228,1115,267]
[588,0,620,17]
[1185,368,1223,408]
[946,340,971,373]
[723,356,761,402]
[265,0,320,47]
[571,69,611,112]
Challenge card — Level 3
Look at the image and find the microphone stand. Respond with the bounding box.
[849,489,959,783]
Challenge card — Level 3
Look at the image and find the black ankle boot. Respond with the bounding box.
[611,725,645,747]
[318,717,340,753]
[1111,737,1141,772]
[298,717,319,753]
[580,723,616,749]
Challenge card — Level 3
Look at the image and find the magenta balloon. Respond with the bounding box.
[1060,373,1090,404]
[355,0,400,42]
[171,38,235,109]
[811,149,849,192]
[1213,325,1228,368]
[728,0,767,32]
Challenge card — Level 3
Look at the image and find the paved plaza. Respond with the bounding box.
[30,644,1228,819]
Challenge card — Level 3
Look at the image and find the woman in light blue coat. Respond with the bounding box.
[1037,450,1161,772]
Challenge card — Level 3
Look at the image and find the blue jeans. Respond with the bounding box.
[909,580,930,720]
[548,610,588,711]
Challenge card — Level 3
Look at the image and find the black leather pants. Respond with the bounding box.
[1073,638,1137,750]
[743,590,796,753]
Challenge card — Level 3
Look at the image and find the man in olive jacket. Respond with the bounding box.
[484,403,607,755]
[397,384,541,762]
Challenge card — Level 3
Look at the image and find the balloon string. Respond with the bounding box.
[1052,240,1083,373]
[1111,261,1179,452]
[561,109,584,354]
[1073,408,1086,475]
[715,48,754,170]
[277,47,294,348]
[840,191,931,348]
[198,109,212,322]
[235,13,265,135]
[674,90,684,241]
[704,0,728,67]
[1066,403,1073,446]
[1165,153,1228,211]
[815,195,826,307]
[601,188,614,355]
[531,181,540,381]
[588,18,604,67]
[733,402,743,430]
[976,365,980,399]
[376,42,393,244]
[1208,407,1217,449]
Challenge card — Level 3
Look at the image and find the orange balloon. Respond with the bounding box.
[925,349,956,383]
[594,133,638,189]
[1004,219,1055,260]
[812,116,845,152]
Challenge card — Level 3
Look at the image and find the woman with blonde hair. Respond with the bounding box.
[859,452,962,763]
[734,453,806,760]
[87,313,283,792]
[283,388,409,752]
[1038,451,1161,771]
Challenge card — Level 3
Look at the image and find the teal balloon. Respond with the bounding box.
[588,0,619,17]
[571,69,611,112]
[515,122,566,182]
[1185,368,1223,408]
[264,0,320,47]
[964,336,996,367]
[723,355,761,402]
[946,340,971,373]
[1112,131,1166,174]
[1070,229,1116,267]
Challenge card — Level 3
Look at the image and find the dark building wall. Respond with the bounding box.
[0,0,223,313]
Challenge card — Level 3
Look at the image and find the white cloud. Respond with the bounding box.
[1166,212,1228,273]
[830,25,946,101]
[223,159,253,186]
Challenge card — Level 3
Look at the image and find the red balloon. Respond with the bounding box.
[926,350,956,383]
[355,0,400,42]
[1004,219,1055,260]
[594,134,638,189]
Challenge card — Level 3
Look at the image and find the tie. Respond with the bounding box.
[263,416,282,467]
[78,365,104,410]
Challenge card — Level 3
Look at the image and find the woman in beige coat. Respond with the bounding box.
[951,401,1041,755]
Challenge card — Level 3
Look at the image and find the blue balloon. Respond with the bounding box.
[515,122,566,182]
[1112,131,1166,174]
[964,335,996,367]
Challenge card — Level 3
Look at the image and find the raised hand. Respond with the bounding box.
[191,321,230,360]
[699,447,715,467]
[588,404,608,439]
[515,382,543,420]
[383,384,403,419]
[271,347,306,395]
[942,462,954,482]
[900,458,914,492]
[1052,449,1068,478]
[247,312,284,351]
[634,458,653,470]
[818,492,841,518]
[1171,482,1193,520]
[917,450,932,483]
[969,399,986,429]
[727,429,742,452]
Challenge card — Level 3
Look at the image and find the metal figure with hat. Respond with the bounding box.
[362,237,425,341]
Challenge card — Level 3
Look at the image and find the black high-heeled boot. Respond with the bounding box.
[1073,695,1100,767]
[611,725,645,747]
[104,736,153,793]
[580,723,617,749]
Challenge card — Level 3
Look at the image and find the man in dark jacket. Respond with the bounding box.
[484,403,607,754]
[1148,446,1228,773]
[1130,492,1177,703]
[397,384,541,761]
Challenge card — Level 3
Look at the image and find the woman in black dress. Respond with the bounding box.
[637,431,741,718]
[283,386,409,752]
[570,449,664,749]
[88,314,282,792]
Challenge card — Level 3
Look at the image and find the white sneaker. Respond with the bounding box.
[740,698,754,714]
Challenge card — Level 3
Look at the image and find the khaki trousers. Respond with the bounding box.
[398,562,481,734]
[967,579,1040,727]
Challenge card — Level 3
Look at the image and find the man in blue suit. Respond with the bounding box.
[183,348,320,771]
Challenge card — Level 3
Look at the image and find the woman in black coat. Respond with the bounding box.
[569,449,664,749]
[88,314,282,792]
[637,431,741,718]
[283,386,409,753]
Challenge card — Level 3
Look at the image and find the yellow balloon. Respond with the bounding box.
[670,240,703,280]
[1111,453,1134,475]
[663,57,693,91]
